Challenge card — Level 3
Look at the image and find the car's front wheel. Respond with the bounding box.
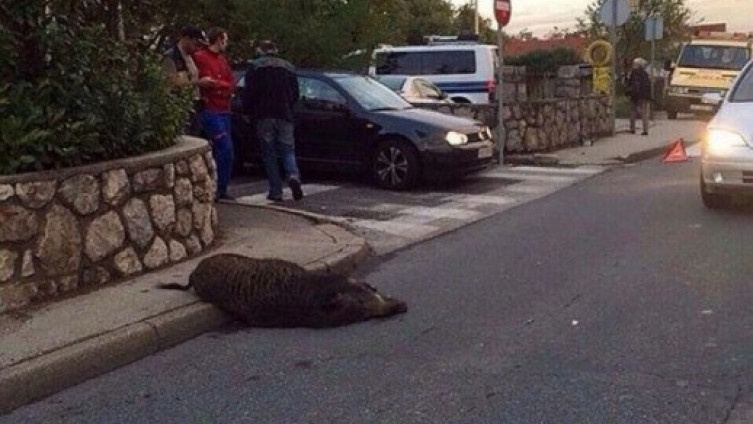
[700,176,729,209]
[372,139,420,190]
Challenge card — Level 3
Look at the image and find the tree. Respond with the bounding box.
[577,0,693,71]
[453,3,495,43]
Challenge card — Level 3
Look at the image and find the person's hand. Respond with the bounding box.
[196,77,217,88]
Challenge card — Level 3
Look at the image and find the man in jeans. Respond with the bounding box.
[242,40,303,202]
[192,27,236,201]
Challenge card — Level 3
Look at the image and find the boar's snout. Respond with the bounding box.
[356,283,407,319]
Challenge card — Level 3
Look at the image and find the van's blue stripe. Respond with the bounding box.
[434,81,490,93]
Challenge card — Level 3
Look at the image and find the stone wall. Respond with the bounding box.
[0,137,218,313]
[418,95,613,153]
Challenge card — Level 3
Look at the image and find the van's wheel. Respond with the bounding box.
[700,176,728,209]
[372,139,420,190]
[667,107,678,120]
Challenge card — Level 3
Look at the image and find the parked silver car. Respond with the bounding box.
[699,59,753,208]
[374,75,453,105]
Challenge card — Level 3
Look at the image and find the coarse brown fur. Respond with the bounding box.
[159,253,407,328]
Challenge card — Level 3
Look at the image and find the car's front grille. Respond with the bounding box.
[468,129,491,144]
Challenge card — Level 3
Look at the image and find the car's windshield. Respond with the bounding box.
[335,75,411,111]
[677,44,749,70]
[729,64,753,102]
[375,76,406,91]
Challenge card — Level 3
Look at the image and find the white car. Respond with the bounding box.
[700,59,753,208]
[374,75,454,105]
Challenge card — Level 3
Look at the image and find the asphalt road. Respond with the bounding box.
[5,158,752,423]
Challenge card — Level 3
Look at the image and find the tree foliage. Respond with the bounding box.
[577,0,693,70]
[1,0,500,174]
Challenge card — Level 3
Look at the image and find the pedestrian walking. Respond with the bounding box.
[627,57,652,136]
[192,27,236,201]
[241,40,303,202]
[161,25,213,135]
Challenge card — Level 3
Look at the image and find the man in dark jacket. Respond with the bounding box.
[627,57,652,136]
[161,25,214,135]
[241,40,303,202]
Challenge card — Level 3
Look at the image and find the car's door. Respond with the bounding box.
[295,77,362,168]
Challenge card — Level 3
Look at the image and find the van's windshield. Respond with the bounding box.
[677,44,749,70]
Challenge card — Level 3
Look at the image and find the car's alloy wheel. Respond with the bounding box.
[372,140,419,190]
[700,176,729,209]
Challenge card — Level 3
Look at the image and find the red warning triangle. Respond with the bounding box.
[662,139,688,163]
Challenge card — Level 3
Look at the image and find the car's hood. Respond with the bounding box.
[710,101,753,142]
[376,107,485,133]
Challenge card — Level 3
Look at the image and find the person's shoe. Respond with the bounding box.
[641,131,648,136]
[288,177,304,201]
[266,194,284,202]
[215,193,236,202]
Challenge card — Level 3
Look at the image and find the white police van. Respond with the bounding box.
[369,42,498,104]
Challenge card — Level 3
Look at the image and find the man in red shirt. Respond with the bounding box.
[192,27,236,201]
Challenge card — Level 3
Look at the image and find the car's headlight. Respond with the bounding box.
[445,131,468,146]
[706,128,747,155]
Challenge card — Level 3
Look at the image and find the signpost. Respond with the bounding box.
[493,0,510,164]
[645,15,664,119]
[598,0,629,136]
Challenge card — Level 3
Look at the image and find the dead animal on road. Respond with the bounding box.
[158,253,407,328]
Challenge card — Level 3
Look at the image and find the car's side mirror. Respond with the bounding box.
[701,92,723,106]
[663,59,674,71]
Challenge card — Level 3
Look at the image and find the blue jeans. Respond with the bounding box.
[256,118,300,197]
[201,111,233,197]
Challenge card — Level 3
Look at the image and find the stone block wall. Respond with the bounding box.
[418,95,613,153]
[0,137,218,313]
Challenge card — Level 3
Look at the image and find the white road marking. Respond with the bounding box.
[685,144,701,158]
[439,194,518,205]
[351,219,438,238]
[399,206,482,220]
[479,171,579,183]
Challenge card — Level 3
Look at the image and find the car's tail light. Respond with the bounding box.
[486,80,496,102]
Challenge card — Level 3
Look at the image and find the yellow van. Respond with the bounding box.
[665,32,753,119]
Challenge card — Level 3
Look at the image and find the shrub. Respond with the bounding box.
[0,6,191,175]
[507,47,583,74]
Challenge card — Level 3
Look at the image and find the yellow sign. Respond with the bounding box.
[593,66,611,95]
[584,40,612,67]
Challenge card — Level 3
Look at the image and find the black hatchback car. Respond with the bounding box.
[231,70,494,190]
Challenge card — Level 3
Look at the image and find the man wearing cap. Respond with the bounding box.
[162,25,215,135]
[192,27,236,202]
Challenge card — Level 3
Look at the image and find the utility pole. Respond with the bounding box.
[473,0,479,35]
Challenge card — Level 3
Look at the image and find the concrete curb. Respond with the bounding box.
[0,303,228,414]
[0,212,372,415]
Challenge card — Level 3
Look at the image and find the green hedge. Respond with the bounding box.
[0,11,191,175]
[507,47,582,74]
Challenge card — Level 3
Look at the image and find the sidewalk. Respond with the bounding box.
[0,117,705,414]
[507,116,706,166]
[0,204,370,414]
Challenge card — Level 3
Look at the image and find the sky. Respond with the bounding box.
[452,0,753,36]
